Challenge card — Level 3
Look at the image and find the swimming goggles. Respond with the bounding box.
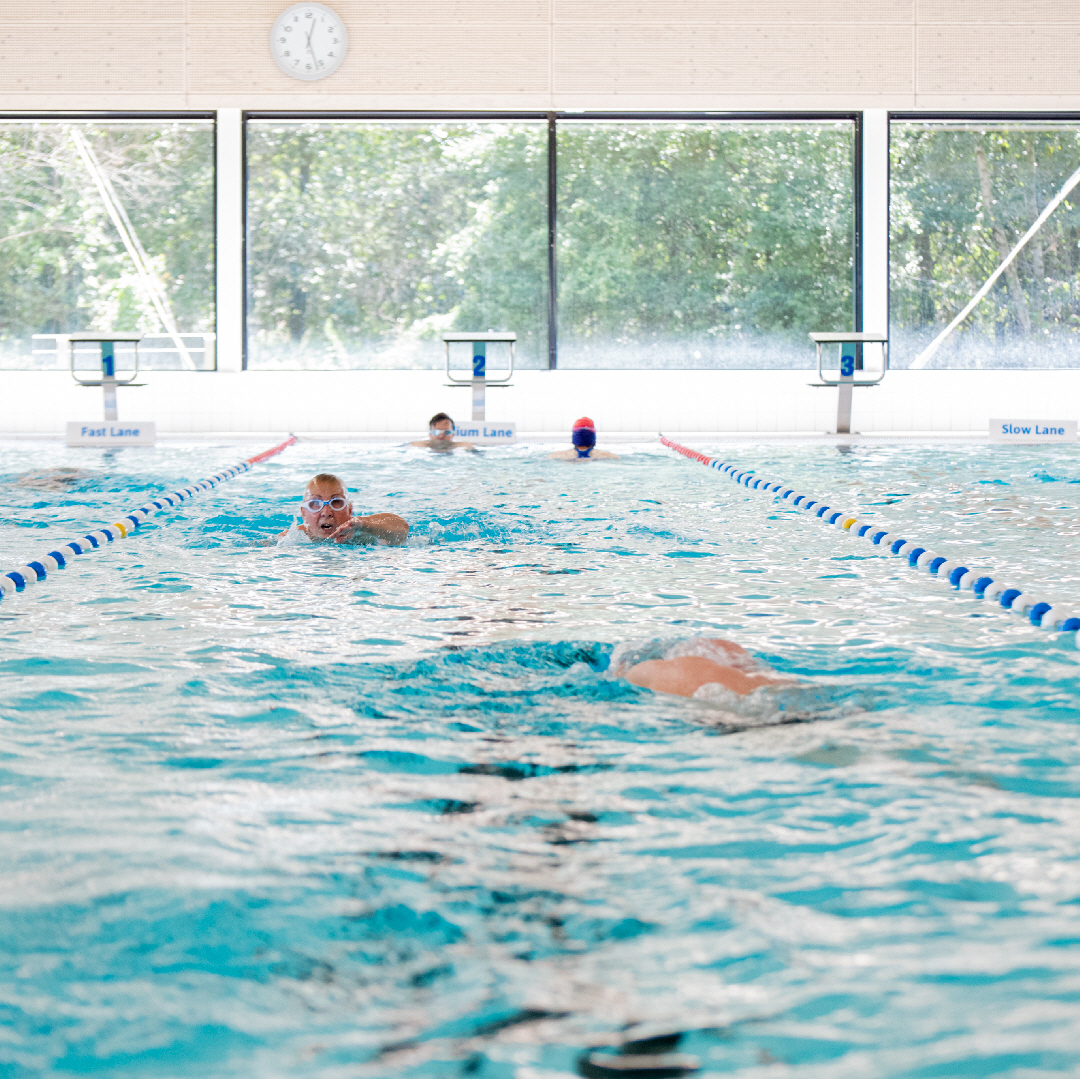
[301,496,348,512]
[429,427,454,438]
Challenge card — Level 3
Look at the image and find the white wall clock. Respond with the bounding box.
[270,3,348,81]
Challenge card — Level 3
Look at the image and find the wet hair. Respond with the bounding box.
[305,472,347,495]
[429,412,453,427]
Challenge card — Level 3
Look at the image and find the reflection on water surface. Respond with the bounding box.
[1,441,1080,1077]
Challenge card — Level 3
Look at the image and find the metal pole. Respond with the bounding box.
[217,108,244,372]
[547,113,558,370]
[101,341,118,422]
[472,340,486,421]
[836,342,855,434]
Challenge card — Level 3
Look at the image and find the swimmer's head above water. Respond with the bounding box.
[299,472,353,540]
[572,417,596,457]
[411,413,475,452]
[276,473,409,545]
[548,416,620,461]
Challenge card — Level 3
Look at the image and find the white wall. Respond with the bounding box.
[6,4,1080,433]
[7,0,1080,111]
[5,368,1079,436]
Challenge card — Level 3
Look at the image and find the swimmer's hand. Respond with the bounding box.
[328,513,409,546]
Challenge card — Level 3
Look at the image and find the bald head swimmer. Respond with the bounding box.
[548,417,620,461]
[277,473,408,545]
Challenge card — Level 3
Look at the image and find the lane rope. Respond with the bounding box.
[0,435,297,601]
[659,434,1080,635]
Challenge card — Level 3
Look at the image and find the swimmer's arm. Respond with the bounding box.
[330,513,409,545]
[591,449,620,459]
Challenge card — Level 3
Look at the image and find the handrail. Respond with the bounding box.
[34,332,216,370]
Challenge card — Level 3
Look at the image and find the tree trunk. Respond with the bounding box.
[975,145,1031,333]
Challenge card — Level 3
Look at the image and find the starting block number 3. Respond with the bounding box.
[840,343,856,379]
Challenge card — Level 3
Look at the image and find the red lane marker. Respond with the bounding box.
[660,434,716,467]
[244,435,297,466]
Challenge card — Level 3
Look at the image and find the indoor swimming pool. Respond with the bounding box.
[3,438,1080,1077]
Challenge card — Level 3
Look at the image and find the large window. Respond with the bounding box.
[245,120,548,370]
[556,120,856,369]
[0,117,216,370]
[245,115,855,370]
[891,118,1080,368]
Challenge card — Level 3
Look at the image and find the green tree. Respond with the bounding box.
[891,123,1080,368]
[0,121,214,368]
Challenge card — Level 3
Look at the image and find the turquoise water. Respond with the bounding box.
[2,439,1080,1078]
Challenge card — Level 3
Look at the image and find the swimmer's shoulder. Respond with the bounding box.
[409,440,477,451]
[548,448,620,460]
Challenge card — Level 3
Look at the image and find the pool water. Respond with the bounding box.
[3,439,1080,1078]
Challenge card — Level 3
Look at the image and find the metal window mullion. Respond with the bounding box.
[862,110,890,352]
[215,108,244,372]
[547,113,557,371]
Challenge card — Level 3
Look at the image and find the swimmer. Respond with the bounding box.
[278,472,408,545]
[548,417,619,461]
[411,412,476,452]
[16,467,96,491]
[616,638,796,698]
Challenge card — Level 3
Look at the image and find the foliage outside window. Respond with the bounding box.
[0,120,215,370]
[246,122,548,370]
[247,118,854,370]
[556,121,855,368]
[891,121,1080,368]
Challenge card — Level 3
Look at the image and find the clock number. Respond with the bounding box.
[279,36,286,42]
[283,49,290,56]
[327,50,334,56]
[284,24,292,31]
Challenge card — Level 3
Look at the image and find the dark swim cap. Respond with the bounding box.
[571,416,596,451]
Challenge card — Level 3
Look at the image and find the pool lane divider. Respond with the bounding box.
[0,435,297,601]
[659,434,1080,635]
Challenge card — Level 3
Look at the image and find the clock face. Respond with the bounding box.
[270,3,348,81]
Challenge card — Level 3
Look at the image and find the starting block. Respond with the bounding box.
[808,331,888,435]
[443,331,515,425]
[66,332,155,447]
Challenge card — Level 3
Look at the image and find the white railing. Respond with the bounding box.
[31,333,216,371]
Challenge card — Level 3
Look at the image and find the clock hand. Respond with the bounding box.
[305,19,318,63]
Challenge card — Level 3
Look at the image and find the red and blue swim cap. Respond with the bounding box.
[571,416,596,453]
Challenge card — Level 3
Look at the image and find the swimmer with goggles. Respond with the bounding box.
[277,472,409,545]
[411,412,476,452]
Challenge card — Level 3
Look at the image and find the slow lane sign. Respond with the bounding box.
[990,419,1077,442]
